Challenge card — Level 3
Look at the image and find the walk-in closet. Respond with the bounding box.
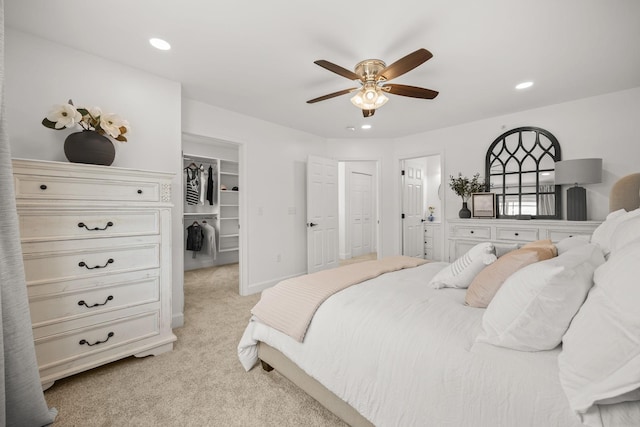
[182,133,240,272]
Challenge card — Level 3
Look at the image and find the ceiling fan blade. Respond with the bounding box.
[314,60,362,81]
[307,88,358,104]
[362,109,375,117]
[383,84,439,99]
[378,48,433,81]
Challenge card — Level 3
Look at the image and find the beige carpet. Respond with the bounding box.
[43,264,347,426]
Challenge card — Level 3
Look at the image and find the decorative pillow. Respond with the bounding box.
[590,208,640,257]
[558,241,640,421]
[429,242,496,289]
[465,242,557,308]
[476,243,604,351]
[555,235,590,255]
[609,213,640,255]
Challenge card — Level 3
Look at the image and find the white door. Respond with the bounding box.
[350,171,372,257]
[307,155,339,273]
[402,159,425,258]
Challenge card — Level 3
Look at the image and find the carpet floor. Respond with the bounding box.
[43,264,347,426]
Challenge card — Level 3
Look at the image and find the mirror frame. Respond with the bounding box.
[485,126,562,219]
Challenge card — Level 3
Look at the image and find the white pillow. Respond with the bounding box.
[558,241,640,420]
[555,235,590,255]
[590,208,640,257]
[429,242,496,289]
[609,214,640,255]
[476,243,604,351]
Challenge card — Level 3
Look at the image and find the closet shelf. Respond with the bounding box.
[220,217,239,220]
[220,233,240,238]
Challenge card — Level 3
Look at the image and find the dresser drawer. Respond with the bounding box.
[34,311,160,370]
[23,243,159,285]
[496,227,539,242]
[424,237,434,248]
[450,225,491,239]
[547,229,593,242]
[18,210,160,242]
[14,174,160,202]
[424,226,434,237]
[29,274,160,328]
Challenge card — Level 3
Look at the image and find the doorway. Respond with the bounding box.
[400,154,442,259]
[182,133,243,293]
[338,161,379,264]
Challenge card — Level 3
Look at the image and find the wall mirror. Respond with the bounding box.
[485,126,562,219]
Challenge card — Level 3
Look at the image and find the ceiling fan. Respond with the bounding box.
[306,48,439,117]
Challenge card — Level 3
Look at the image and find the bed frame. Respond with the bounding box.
[257,173,640,427]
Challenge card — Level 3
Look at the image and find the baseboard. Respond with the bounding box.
[244,271,306,296]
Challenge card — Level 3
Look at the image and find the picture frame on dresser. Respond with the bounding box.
[471,192,496,218]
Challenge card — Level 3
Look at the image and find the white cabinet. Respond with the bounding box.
[423,223,442,261]
[12,158,176,389]
[447,218,601,261]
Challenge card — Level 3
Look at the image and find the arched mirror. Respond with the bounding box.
[485,127,562,219]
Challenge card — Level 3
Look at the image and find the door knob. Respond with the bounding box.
[307,222,318,227]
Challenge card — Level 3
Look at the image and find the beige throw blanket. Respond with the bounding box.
[251,256,429,342]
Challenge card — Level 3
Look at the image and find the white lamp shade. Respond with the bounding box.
[554,158,602,185]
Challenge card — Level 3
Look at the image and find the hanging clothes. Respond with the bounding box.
[201,221,217,260]
[206,165,214,205]
[185,167,201,205]
[199,165,206,205]
[186,222,204,258]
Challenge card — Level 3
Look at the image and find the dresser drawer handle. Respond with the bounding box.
[137,189,143,194]
[78,295,114,308]
[78,221,114,231]
[79,332,114,347]
[514,232,519,236]
[39,184,47,190]
[79,258,114,270]
[470,230,474,234]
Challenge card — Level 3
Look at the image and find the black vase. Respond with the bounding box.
[459,202,471,218]
[64,130,115,166]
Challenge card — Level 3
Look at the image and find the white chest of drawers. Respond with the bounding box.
[423,223,442,261]
[447,218,601,262]
[12,158,176,389]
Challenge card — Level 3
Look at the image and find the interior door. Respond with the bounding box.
[307,155,339,273]
[402,159,425,258]
[350,171,372,257]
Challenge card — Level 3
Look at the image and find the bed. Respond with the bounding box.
[238,173,640,427]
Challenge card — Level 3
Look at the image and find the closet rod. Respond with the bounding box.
[183,152,218,163]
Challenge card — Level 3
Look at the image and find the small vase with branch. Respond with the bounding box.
[449,172,485,218]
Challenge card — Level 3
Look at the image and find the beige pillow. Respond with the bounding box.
[465,245,557,308]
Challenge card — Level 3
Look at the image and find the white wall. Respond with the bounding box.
[5,29,185,326]
[330,87,640,258]
[181,99,327,295]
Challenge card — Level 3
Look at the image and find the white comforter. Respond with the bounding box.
[238,262,639,427]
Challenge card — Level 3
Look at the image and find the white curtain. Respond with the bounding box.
[538,184,555,216]
[0,2,58,425]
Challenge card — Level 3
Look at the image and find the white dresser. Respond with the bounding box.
[423,223,442,261]
[12,159,176,389]
[447,218,601,261]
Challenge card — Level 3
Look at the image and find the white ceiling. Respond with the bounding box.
[6,0,640,139]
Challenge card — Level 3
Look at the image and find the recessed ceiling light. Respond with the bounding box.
[149,38,171,51]
[361,124,372,130]
[515,81,533,90]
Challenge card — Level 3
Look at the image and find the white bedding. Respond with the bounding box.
[238,262,640,427]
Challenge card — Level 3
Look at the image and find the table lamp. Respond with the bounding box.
[554,158,602,221]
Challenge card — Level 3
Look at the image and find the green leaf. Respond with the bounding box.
[77,108,89,116]
[41,118,60,129]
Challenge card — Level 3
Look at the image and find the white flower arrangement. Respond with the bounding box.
[42,99,130,142]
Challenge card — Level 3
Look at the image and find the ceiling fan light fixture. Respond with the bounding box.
[350,87,388,110]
